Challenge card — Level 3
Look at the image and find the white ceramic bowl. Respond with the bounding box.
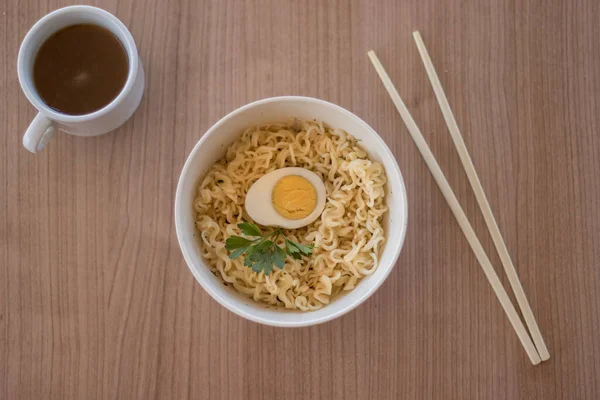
[175,96,408,327]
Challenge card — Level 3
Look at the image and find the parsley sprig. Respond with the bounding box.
[225,222,314,275]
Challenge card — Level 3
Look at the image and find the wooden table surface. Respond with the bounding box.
[2,0,600,399]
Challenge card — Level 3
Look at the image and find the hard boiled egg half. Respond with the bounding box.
[245,167,326,229]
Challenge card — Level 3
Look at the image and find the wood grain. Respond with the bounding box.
[2,0,599,398]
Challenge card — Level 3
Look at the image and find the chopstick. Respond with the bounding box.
[367,50,542,365]
[412,31,550,361]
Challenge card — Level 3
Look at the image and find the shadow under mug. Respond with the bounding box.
[17,6,145,153]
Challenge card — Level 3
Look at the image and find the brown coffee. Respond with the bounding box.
[33,24,128,116]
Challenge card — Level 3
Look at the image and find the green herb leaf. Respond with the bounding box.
[243,252,255,267]
[238,222,262,237]
[285,239,300,254]
[258,240,274,251]
[225,236,254,251]
[229,247,247,260]
[247,249,273,275]
[285,238,313,259]
[244,244,258,258]
[273,246,286,269]
[294,242,314,256]
[226,222,315,275]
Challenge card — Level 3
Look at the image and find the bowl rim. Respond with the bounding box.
[175,96,408,327]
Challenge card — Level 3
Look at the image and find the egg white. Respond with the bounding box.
[245,167,327,229]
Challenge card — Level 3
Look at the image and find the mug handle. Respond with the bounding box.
[23,112,55,153]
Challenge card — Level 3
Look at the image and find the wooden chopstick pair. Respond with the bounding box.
[368,32,549,365]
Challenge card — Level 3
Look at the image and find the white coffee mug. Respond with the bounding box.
[17,6,145,153]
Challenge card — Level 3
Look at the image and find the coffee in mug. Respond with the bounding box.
[33,24,129,116]
[17,6,145,153]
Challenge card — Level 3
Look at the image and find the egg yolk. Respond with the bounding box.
[272,175,317,220]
